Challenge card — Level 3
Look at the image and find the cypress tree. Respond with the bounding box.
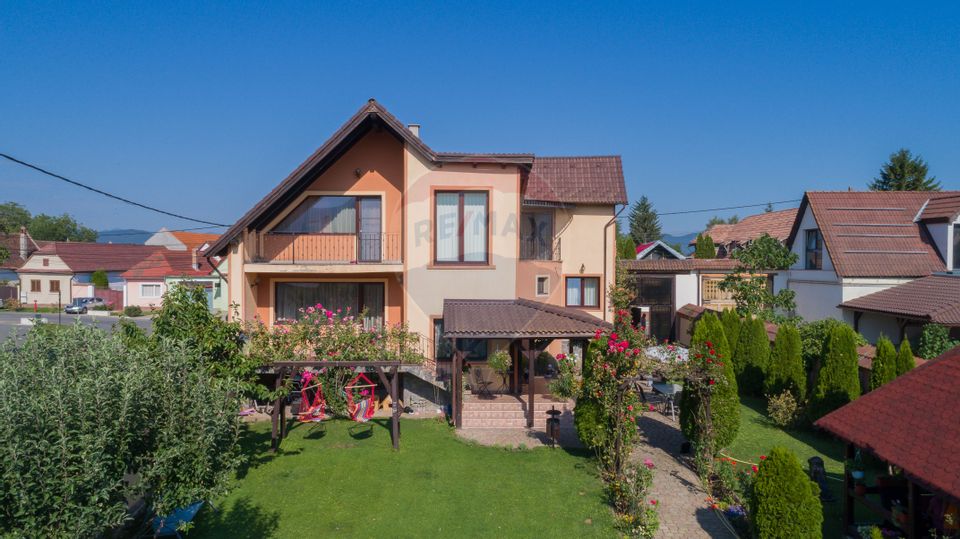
[896,339,916,376]
[810,324,861,419]
[721,309,742,352]
[694,233,716,259]
[870,336,897,391]
[765,324,805,399]
[680,312,740,451]
[750,447,823,539]
[734,317,770,396]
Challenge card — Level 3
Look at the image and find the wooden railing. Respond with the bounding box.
[251,232,401,264]
[519,237,561,261]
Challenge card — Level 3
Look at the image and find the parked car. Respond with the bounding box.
[64,297,105,314]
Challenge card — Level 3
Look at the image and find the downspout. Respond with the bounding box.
[604,204,627,319]
[206,254,228,285]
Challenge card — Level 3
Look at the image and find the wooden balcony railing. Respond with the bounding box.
[250,232,402,265]
[519,237,561,261]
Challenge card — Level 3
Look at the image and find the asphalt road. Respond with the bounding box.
[0,311,152,341]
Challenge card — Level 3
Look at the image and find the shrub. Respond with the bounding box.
[574,397,607,450]
[767,390,799,427]
[896,339,915,376]
[809,324,860,419]
[488,349,511,375]
[680,312,740,450]
[750,447,822,539]
[869,336,897,391]
[549,353,579,399]
[694,233,716,259]
[123,305,143,317]
[799,319,867,388]
[90,269,109,289]
[721,309,742,354]
[610,461,659,538]
[917,324,958,360]
[733,317,770,396]
[765,324,805,399]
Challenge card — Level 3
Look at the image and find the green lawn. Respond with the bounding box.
[194,418,615,538]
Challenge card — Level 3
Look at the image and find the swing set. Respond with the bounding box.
[296,371,377,424]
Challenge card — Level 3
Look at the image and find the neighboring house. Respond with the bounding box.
[690,208,798,258]
[782,191,959,331]
[122,249,226,311]
[634,240,685,260]
[18,243,161,306]
[166,256,229,313]
[145,228,220,252]
[0,227,41,283]
[204,99,624,419]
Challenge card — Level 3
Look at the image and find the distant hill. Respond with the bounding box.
[662,232,697,255]
[97,229,152,245]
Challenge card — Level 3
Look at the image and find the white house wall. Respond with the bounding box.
[853,311,906,344]
[675,273,698,310]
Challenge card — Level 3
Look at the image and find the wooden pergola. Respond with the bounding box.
[269,360,403,451]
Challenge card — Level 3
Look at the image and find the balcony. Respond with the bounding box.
[246,232,401,268]
[519,237,561,261]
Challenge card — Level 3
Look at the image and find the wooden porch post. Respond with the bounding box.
[452,341,462,429]
[843,443,854,531]
[526,339,535,428]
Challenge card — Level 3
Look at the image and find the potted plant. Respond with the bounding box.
[488,350,511,393]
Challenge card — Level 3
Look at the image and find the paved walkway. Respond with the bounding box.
[635,411,736,539]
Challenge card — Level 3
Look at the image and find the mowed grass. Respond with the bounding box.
[194,418,615,538]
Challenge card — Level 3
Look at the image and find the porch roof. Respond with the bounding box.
[442,298,612,339]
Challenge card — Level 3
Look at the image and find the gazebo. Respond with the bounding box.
[442,298,612,428]
[815,345,960,538]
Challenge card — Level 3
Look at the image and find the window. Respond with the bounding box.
[42,258,49,267]
[435,191,488,264]
[953,224,960,270]
[520,211,554,260]
[536,276,549,296]
[49,280,60,293]
[141,284,162,298]
[275,282,384,328]
[565,276,600,308]
[30,279,41,292]
[433,318,487,360]
[273,196,382,235]
[805,229,823,270]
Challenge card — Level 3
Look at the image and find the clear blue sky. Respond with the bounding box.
[2,1,958,235]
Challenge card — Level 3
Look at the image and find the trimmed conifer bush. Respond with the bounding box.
[869,336,897,391]
[694,233,716,259]
[764,323,805,399]
[809,324,860,419]
[680,312,740,450]
[750,446,823,539]
[721,309,742,355]
[733,317,770,396]
[896,339,916,376]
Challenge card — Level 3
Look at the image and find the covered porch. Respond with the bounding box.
[441,298,612,429]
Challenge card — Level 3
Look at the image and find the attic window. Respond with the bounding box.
[42,258,49,267]
[953,224,960,270]
[805,230,823,270]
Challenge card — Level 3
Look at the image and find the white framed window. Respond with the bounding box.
[536,276,549,296]
[434,191,489,264]
[141,284,162,298]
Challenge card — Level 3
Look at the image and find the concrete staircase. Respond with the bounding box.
[461,396,574,429]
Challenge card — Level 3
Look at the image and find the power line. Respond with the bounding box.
[658,198,800,216]
[0,152,229,227]
[97,224,227,238]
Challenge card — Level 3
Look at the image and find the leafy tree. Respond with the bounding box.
[693,233,716,259]
[706,215,739,228]
[718,233,798,319]
[869,148,941,191]
[733,317,770,396]
[0,202,31,233]
[809,324,860,419]
[720,309,742,353]
[616,232,637,260]
[917,323,960,359]
[0,245,8,268]
[750,446,823,539]
[870,336,898,391]
[765,323,805,399]
[29,212,98,242]
[90,269,109,289]
[896,339,916,376]
[628,196,662,245]
[680,312,740,450]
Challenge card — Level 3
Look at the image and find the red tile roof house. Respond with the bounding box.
[17,243,161,307]
[815,345,960,536]
[689,207,799,258]
[204,99,624,429]
[0,227,42,284]
[782,191,960,347]
[145,228,221,252]
[121,249,218,310]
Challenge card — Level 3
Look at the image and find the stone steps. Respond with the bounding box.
[460,398,573,429]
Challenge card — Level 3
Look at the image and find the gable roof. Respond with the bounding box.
[839,273,960,325]
[918,192,960,223]
[23,243,162,273]
[442,298,612,339]
[121,250,214,280]
[0,229,40,271]
[816,345,960,503]
[168,231,220,252]
[691,208,799,248]
[786,191,952,278]
[634,240,685,260]
[524,156,628,205]
[620,258,741,273]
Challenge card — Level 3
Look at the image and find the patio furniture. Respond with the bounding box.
[473,368,493,398]
[652,382,682,421]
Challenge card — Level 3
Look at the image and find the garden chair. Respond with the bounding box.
[473,368,493,398]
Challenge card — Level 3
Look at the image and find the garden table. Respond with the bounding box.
[652,382,682,421]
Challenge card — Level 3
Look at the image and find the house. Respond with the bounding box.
[0,227,41,283]
[204,99,624,422]
[122,249,227,311]
[782,191,960,336]
[634,240,685,260]
[690,208,798,257]
[18,243,161,306]
[145,228,220,252]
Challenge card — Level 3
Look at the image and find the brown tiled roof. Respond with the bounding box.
[839,274,960,325]
[918,193,960,222]
[524,156,628,205]
[787,191,952,278]
[122,250,214,280]
[620,258,741,273]
[169,231,220,252]
[816,345,960,502]
[23,243,162,273]
[442,298,611,339]
[0,230,40,271]
[676,303,706,319]
[690,208,799,248]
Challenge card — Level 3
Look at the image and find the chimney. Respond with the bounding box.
[407,124,421,138]
[19,226,28,260]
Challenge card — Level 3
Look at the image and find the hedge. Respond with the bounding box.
[764,323,805,399]
[734,317,770,396]
[750,446,823,538]
[869,336,897,391]
[680,312,740,450]
[809,323,860,419]
[721,309,742,355]
[896,339,916,376]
